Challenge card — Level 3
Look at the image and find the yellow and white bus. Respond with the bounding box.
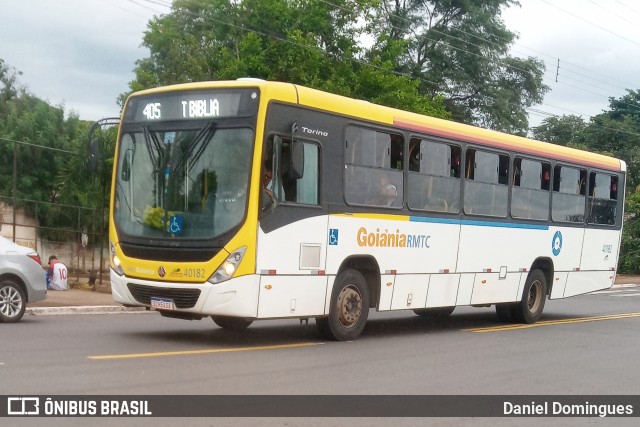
[109,80,625,340]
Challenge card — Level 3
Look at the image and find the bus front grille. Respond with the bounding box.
[127,284,201,309]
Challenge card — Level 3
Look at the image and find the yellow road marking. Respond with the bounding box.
[88,342,321,360]
[465,312,640,333]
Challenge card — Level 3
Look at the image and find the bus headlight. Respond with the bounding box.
[110,241,124,276]
[111,255,124,276]
[208,247,247,284]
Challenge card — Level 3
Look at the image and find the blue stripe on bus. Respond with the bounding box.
[409,216,460,225]
[409,216,549,230]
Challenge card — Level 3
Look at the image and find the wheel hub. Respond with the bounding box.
[0,286,21,317]
[337,286,362,328]
[527,280,542,313]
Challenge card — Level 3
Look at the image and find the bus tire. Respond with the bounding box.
[211,316,253,331]
[495,303,514,323]
[413,306,455,319]
[512,269,547,324]
[0,279,26,323]
[316,269,369,341]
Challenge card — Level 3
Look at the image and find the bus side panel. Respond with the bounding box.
[390,274,429,311]
[378,274,395,311]
[456,274,475,306]
[564,271,615,298]
[470,272,522,305]
[202,275,261,318]
[325,215,460,275]
[549,226,585,273]
[425,274,460,308]
[549,272,568,299]
[257,216,328,274]
[257,275,328,318]
[580,228,620,272]
[456,224,549,273]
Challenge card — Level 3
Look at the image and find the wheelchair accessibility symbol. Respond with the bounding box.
[168,214,183,235]
[329,229,339,245]
[552,231,562,256]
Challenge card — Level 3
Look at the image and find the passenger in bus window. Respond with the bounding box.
[373,174,397,207]
[261,158,286,207]
[263,159,273,200]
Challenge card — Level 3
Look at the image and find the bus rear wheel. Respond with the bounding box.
[316,269,369,341]
[511,269,547,324]
[413,306,455,319]
[211,316,253,331]
[495,303,514,323]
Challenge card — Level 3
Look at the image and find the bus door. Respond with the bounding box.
[256,131,327,319]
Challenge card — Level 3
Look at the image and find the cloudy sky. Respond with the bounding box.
[1,0,639,127]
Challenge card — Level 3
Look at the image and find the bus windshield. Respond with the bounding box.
[114,124,254,241]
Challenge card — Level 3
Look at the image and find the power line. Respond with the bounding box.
[354,0,640,114]
[612,0,640,17]
[0,137,74,154]
[538,0,640,48]
[341,0,638,104]
[588,0,637,28]
[138,0,445,88]
[145,0,631,100]
[124,0,165,14]
[96,0,149,19]
[136,0,640,134]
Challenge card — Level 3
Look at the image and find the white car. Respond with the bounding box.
[0,236,46,322]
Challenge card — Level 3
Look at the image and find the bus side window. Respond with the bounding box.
[267,136,320,206]
[587,172,617,225]
[344,125,403,208]
[407,138,460,213]
[511,157,550,220]
[552,165,586,223]
[463,148,508,217]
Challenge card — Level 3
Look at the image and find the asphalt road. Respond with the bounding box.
[2,286,640,426]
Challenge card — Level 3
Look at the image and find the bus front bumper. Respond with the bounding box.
[110,269,260,318]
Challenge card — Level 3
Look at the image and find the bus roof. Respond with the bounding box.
[129,80,624,173]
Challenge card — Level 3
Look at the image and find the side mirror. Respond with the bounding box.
[89,138,100,173]
[289,123,304,179]
[121,149,132,182]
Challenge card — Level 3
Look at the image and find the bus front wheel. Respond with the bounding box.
[316,269,370,341]
[211,316,253,331]
[512,269,547,324]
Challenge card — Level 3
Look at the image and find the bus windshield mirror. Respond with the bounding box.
[289,122,304,180]
[121,149,132,182]
[89,138,100,173]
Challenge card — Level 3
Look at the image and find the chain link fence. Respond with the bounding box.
[0,196,108,286]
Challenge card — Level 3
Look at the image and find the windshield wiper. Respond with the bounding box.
[142,126,163,168]
[174,121,217,176]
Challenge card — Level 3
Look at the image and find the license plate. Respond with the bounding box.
[150,297,175,310]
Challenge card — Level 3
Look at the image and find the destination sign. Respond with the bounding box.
[123,88,259,123]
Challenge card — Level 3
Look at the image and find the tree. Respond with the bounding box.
[122,0,449,119]
[0,57,92,240]
[572,90,640,274]
[368,0,548,133]
[530,115,588,147]
[582,90,640,189]
[58,124,117,246]
[620,189,640,274]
